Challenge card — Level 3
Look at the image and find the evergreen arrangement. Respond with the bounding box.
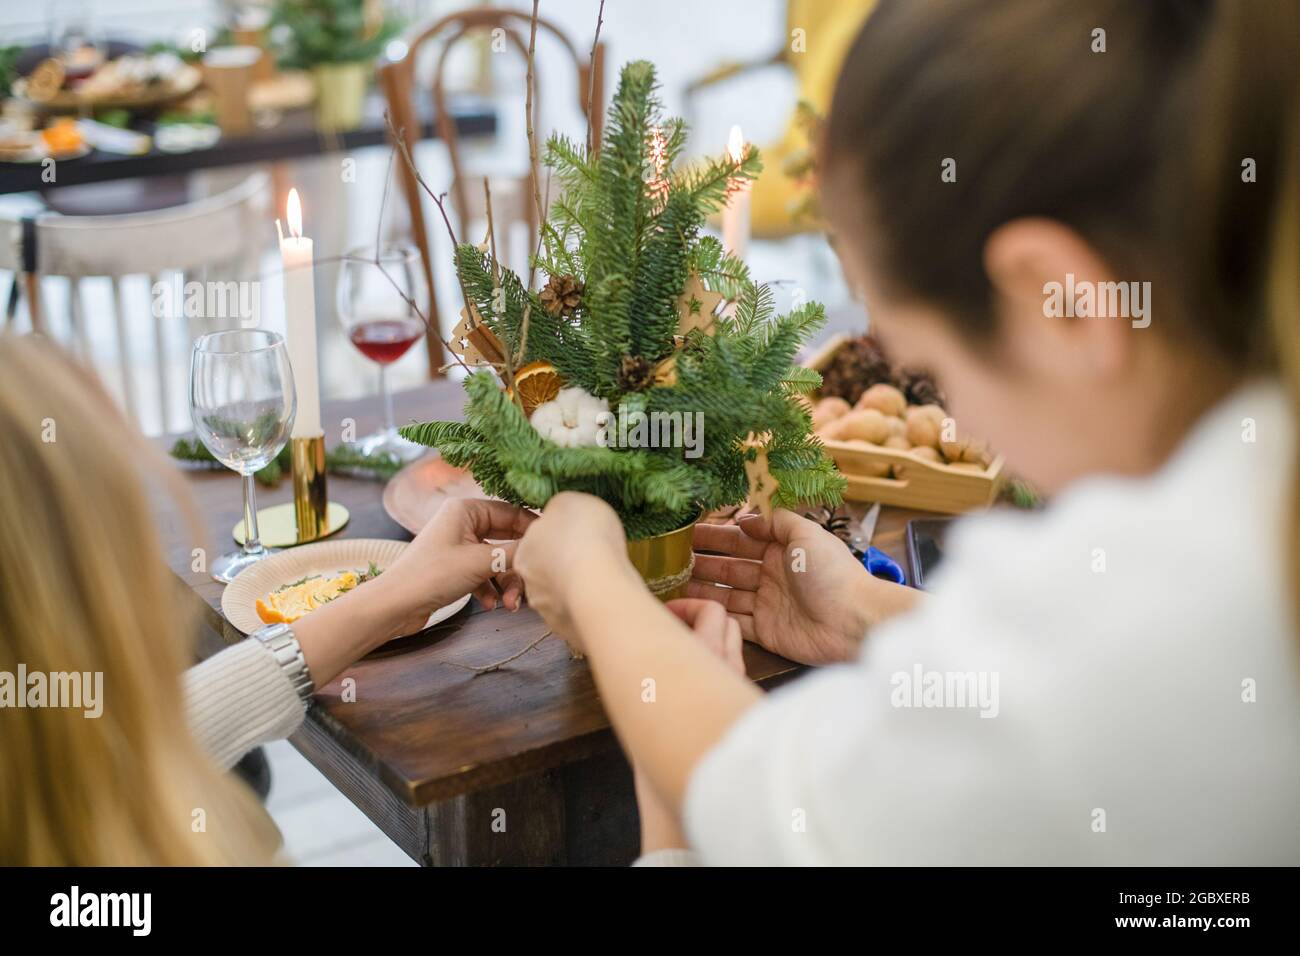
[271,0,400,69]
[400,60,844,539]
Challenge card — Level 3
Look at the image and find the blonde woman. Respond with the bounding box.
[0,335,531,865]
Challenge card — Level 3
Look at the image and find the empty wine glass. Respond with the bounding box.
[190,329,296,583]
[337,243,429,461]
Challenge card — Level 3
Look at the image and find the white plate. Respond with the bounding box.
[220,538,471,636]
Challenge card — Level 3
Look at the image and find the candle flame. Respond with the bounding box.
[287,188,303,238]
[727,125,745,163]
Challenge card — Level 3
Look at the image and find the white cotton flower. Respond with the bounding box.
[530,387,609,448]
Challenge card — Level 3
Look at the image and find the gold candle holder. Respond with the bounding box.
[291,434,329,542]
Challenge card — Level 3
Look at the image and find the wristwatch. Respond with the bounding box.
[249,622,315,702]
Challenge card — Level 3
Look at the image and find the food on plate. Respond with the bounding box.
[255,562,382,625]
[16,52,195,106]
[77,53,186,100]
[41,119,84,155]
[0,131,36,162]
[25,59,66,102]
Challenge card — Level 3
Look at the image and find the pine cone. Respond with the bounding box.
[540,274,584,317]
[820,335,893,405]
[617,354,655,392]
[897,367,946,408]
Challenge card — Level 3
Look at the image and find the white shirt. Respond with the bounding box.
[684,382,1300,865]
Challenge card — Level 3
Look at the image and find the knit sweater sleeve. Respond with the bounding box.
[184,639,307,770]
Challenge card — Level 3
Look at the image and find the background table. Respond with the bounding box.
[0,93,496,195]
[161,381,921,865]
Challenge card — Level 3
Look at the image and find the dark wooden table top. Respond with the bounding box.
[161,380,920,808]
[0,93,496,195]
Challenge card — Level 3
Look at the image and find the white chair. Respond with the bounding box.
[0,171,270,433]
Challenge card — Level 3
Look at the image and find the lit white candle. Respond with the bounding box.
[721,125,751,261]
[279,188,321,437]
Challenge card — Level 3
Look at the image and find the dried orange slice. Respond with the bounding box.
[508,360,564,417]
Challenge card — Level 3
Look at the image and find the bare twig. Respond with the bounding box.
[525,0,545,236]
[585,0,606,156]
[382,110,510,381]
[516,172,553,365]
[368,134,476,378]
[484,177,525,411]
[442,630,552,675]
[383,112,475,307]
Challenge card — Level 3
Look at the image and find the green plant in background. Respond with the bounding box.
[0,45,22,99]
[170,437,403,485]
[400,61,845,540]
[270,0,400,69]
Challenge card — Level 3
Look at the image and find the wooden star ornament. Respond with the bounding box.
[742,432,779,518]
[675,274,725,338]
[450,306,507,367]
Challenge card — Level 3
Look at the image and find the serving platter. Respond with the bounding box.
[381,453,490,535]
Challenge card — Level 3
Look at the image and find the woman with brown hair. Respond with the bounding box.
[0,335,532,865]
[515,0,1300,863]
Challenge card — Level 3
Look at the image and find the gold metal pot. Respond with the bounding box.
[626,516,698,601]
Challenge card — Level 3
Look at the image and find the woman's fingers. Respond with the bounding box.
[453,498,539,541]
[692,522,767,560]
[692,553,761,591]
[497,569,526,611]
[737,509,808,546]
[665,598,729,658]
[685,579,756,615]
[472,580,500,611]
[664,597,720,629]
[676,589,758,642]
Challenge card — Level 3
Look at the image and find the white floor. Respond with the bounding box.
[262,740,416,867]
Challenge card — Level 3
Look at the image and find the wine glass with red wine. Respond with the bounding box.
[336,243,429,462]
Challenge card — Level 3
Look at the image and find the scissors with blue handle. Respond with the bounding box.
[850,502,907,585]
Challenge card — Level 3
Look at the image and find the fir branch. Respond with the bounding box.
[170,438,406,484]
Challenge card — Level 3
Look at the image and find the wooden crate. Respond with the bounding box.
[804,333,1006,514]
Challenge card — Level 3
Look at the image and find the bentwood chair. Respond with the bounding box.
[379,7,605,374]
[0,172,270,433]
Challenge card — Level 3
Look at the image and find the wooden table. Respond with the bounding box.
[161,381,920,866]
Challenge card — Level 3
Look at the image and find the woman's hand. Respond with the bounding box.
[514,491,637,650]
[293,498,535,689]
[688,509,918,665]
[376,498,537,638]
[633,598,745,855]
